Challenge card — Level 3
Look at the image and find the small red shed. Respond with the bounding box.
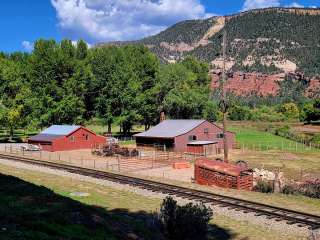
[195,158,253,190]
[28,125,105,152]
[187,141,218,156]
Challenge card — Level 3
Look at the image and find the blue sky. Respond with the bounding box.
[1,0,319,53]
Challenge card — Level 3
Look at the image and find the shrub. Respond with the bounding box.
[228,105,252,121]
[159,196,213,240]
[250,106,286,122]
[253,180,274,193]
[281,184,298,195]
[280,103,299,119]
[299,179,320,199]
[274,125,290,137]
[281,180,320,199]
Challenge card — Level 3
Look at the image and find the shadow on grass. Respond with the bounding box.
[0,173,234,240]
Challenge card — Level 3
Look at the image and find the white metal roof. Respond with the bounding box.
[41,125,81,136]
[134,120,206,138]
[187,141,217,145]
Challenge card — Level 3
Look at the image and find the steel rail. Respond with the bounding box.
[0,153,319,230]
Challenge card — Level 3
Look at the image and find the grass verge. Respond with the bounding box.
[0,163,310,240]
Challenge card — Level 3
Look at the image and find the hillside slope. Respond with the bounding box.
[98,7,320,97]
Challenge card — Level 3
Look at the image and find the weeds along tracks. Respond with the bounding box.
[0,153,319,230]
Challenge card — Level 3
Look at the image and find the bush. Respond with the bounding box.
[159,196,213,240]
[253,180,274,193]
[250,106,286,122]
[280,103,299,119]
[281,184,298,195]
[274,125,290,137]
[228,105,252,121]
[281,180,320,199]
[299,179,320,199]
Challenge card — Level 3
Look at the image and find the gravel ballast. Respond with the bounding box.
[0,158,311,239]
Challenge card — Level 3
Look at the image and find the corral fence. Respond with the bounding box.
[0,144,197,173]
[235,141,320,152]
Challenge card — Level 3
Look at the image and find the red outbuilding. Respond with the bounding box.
[28,125,106,152]
[134,119,235,153]
[195,158,253,190]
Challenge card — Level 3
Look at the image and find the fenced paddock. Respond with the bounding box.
[236,141,320,153]
[0,144,194,173]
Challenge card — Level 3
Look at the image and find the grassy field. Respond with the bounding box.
[228,125,319,153]
[0,164,309,240]
[226,122,319,179]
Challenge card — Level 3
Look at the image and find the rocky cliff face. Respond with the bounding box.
[211,70,320,97]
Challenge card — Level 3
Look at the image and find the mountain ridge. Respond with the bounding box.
[97,7,320,98]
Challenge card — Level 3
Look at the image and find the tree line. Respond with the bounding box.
[0,39,212,135]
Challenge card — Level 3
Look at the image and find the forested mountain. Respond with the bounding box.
[99,7,320,77]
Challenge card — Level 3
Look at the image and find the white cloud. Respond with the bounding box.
[51,0,214,43]
[286,2,304,8]
[242,0,280,11]
[22,41,34,52]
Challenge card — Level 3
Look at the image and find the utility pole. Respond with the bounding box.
[221,28,229,163]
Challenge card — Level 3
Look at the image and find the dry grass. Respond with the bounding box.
[229,149,320,180]
[0,163,309,240]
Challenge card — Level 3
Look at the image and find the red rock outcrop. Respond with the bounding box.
[211,70,320,98]
[306,78,320,98]
[211,70,285,96]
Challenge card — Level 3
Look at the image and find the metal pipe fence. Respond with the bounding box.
[0,144,195,173]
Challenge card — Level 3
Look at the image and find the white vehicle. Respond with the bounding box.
[21,144,41,151]
[106,137,119,145]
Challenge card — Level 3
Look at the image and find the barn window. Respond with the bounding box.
[85,135,89,140]
[70,136,75,142]
[204,128,209,134]
[217,133,224,139]
[188,135,197,141]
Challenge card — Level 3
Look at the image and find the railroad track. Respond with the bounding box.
[0,153,319,230]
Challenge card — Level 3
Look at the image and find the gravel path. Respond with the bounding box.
[0,158,311,239]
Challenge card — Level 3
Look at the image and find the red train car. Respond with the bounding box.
[195,158,253,191]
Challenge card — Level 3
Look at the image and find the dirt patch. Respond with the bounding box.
[293,124,320,134]
[280,153,299,161]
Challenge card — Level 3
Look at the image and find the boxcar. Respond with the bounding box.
[195,158,253,191]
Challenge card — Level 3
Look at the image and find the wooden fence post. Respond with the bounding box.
[118,156,120,172]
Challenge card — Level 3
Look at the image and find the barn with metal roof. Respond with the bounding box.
[134,120,235,153]
[28,125,106,152]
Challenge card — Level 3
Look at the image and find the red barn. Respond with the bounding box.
[28,125,105,152]
[195,158,253,190]
[134,120,235,153]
